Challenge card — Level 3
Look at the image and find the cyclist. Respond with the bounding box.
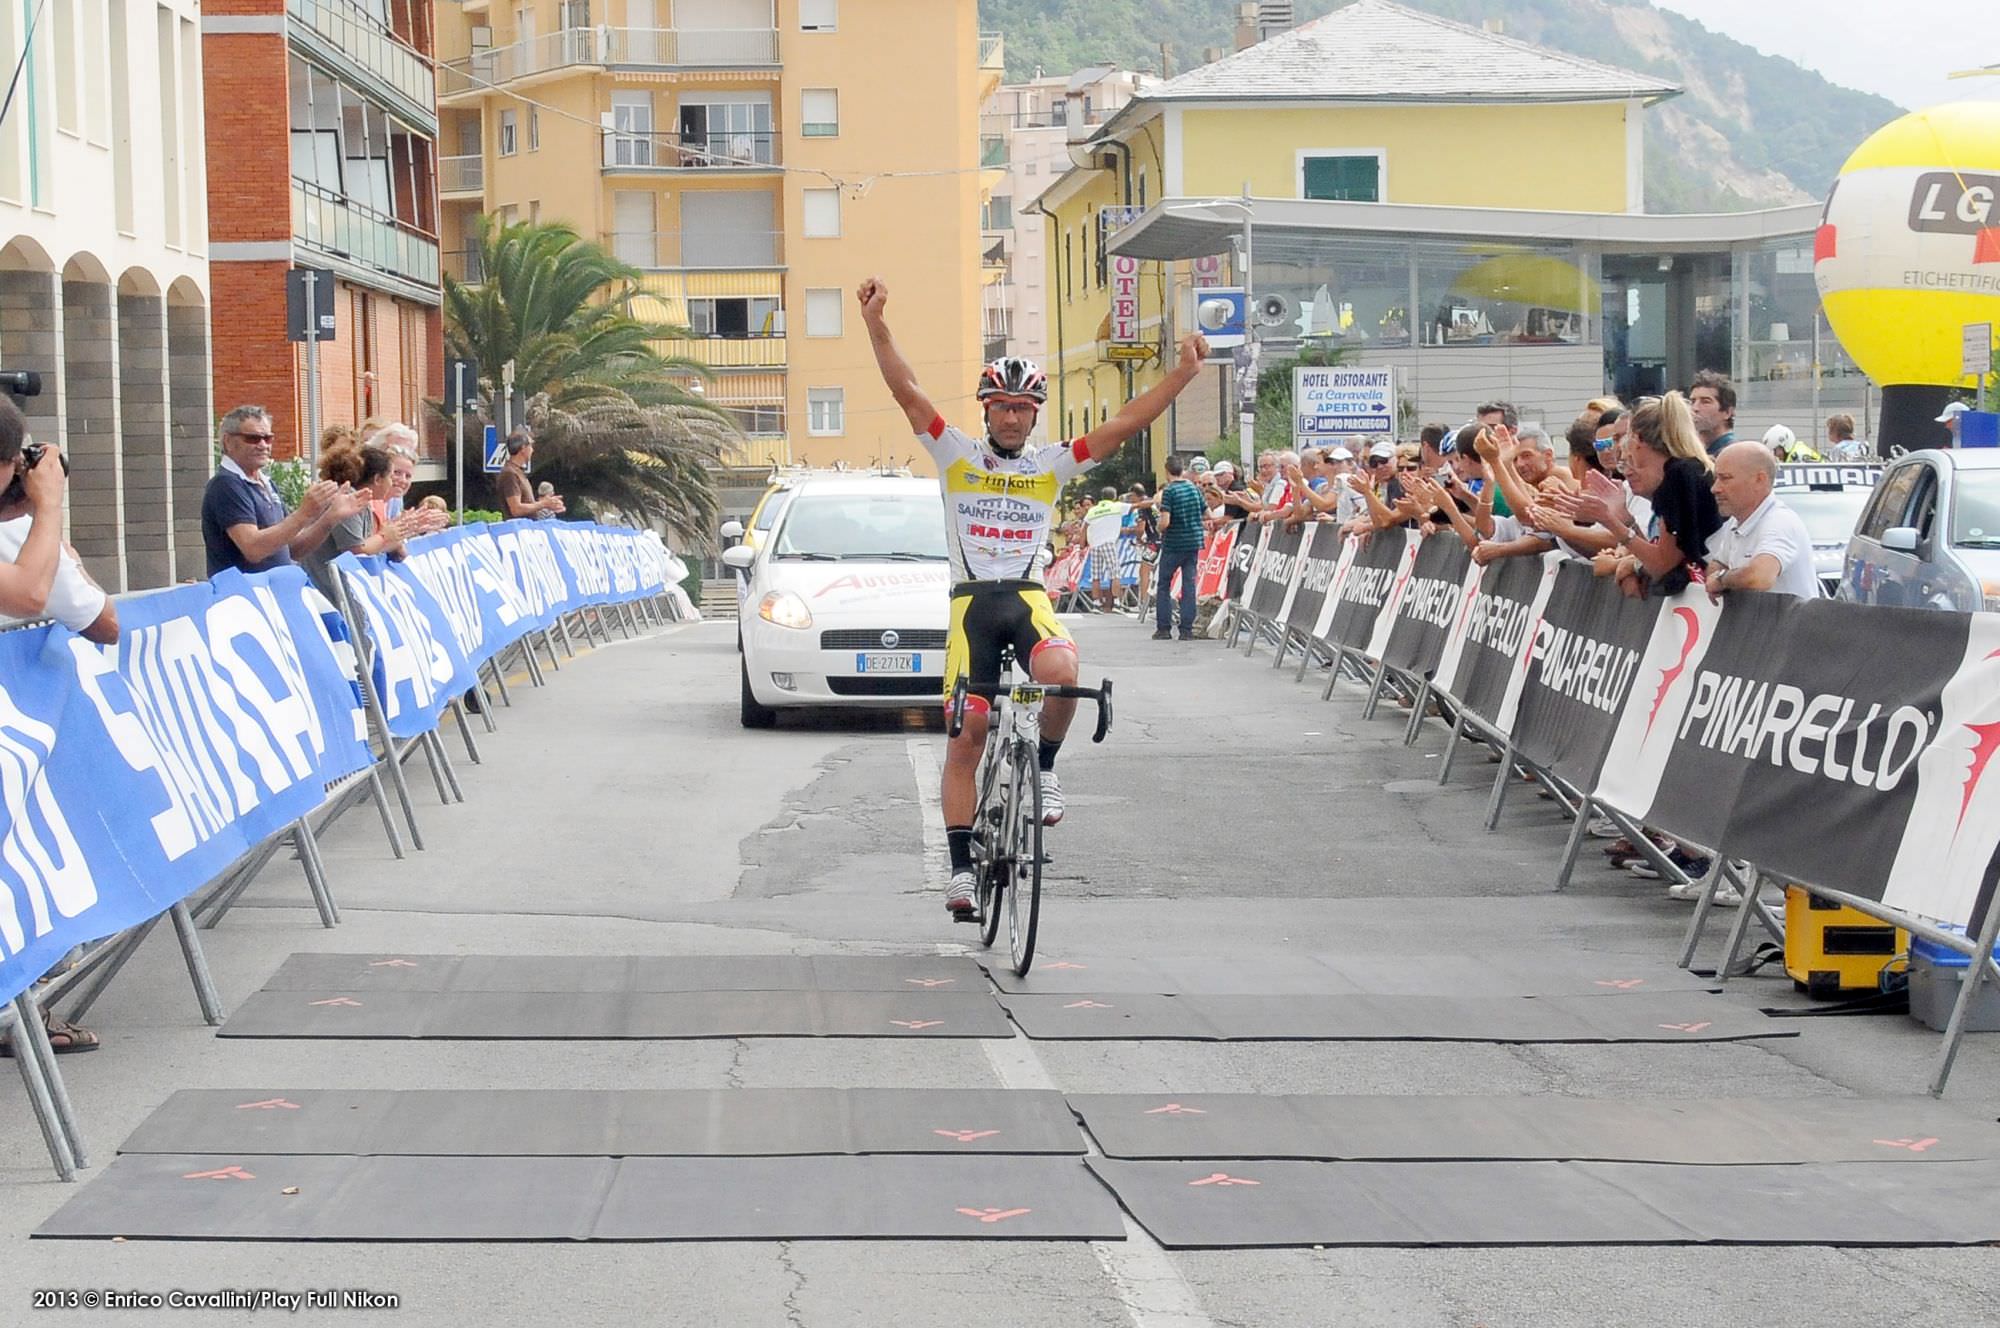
[858,275,1208,918]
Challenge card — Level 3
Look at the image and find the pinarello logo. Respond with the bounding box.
[1644,607,1703,738]
[1954,648,2000,835]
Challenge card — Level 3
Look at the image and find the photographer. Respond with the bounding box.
[0,396,117,644]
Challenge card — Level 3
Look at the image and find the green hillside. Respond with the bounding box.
[979,0,1906,211]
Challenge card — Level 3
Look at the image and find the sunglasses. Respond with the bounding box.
[233,432,276,443]
[1398,464,1420,473]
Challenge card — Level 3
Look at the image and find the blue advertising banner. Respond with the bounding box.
[0,568,373,1007]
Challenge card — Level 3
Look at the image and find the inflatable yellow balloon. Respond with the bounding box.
[1814,101,2000,387]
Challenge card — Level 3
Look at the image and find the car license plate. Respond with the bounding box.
[856,652,920,673]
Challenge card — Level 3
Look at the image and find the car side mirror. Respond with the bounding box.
[1881,526,1920,553]
[721,545,756,570]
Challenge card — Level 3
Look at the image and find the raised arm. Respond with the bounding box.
[1078,335,1210,463]
[857,277,938,436]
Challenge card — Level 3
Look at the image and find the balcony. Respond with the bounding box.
[439,26,779,99]
[611,232,785,272]
[444,246,484,284]
[602,129,780,173]
[718,436,791,470]
[293,178,441,293]
[286,0,435,130]
[978,31,1004,99]
[439,154,484,197]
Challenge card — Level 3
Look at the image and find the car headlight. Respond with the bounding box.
[758,590,814,630]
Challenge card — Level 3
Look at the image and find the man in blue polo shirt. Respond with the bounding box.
[201,404,361,578]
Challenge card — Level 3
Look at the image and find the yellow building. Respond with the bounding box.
[1029,0,1679,458]
[431,0,999,511]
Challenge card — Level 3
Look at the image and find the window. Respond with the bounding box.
[804,288,842,337]
[981,197,1012,231]
[678,96,773,167]
[612,191,656,266]
[1064,231,1072,300]
[1253,232,1414,347]
[1299,151,1383,203]
[499,109,518,155]
[1024,160,1037,176]
[1416,241,1592,348]
[688,297,780,337]
[801,89,838,138]
[529,200,541,223]
[53,0,79,135]
[608,91,653,166]
[802,187,841,238]
[1860,465,1921,541]
[528,107,539,150]
[807,387,844,436]
[799,0,836,31]
[725,403,786,436]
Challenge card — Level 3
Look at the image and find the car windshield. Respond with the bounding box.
[772,491,949,561]
[1951,471,2000,548]
[1778,487,1872,546]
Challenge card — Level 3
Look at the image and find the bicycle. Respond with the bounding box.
[946,649,1113,976]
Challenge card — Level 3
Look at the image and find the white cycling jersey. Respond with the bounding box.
[919,414,1095,584]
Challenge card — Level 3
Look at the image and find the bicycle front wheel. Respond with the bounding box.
[1005,746,1043,976]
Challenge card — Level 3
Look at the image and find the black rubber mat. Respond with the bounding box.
[120,1089,1083,1157]
[36,1155,1125,1242]
[1089,1157,2000,1247]
[260,953,987,993]
[982,953,1718,997]
[218,989,1011,1039]
[997,992,1791,1043]
[1072,1094,2000,1163]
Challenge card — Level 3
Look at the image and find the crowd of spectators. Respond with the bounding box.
[1087,374,1847,907]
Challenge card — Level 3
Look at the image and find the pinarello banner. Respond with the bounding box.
[1195,526,1236,600]
[1224,524,1265,606]
[1380,534,1473,676]
[1594,593,2000,924]
[1324,529,1416,652]
[1509,560,1664,791]
[1244,523,1303,622]
[1439,551,1562,731]
[1285,526,1349,639]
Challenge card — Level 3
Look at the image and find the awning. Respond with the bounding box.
[1105,205,1242,262]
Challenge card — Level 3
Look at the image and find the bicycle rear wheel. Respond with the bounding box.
[1005,746,1043,976]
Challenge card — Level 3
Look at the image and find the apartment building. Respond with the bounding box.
[432,0,994,512]
[980,67,1155,405]
[0,0,213,591]
[203,0,445,467]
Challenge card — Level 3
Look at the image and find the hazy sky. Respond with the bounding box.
[1653,0,1999,110]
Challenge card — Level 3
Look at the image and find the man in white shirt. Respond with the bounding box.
[0,396,118,642]
[1705,441,1821,601]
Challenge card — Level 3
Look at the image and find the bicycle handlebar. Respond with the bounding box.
[947,676,1114,744]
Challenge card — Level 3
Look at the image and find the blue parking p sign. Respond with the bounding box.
[482,425,505,474]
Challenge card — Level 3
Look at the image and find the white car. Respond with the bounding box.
[725,474,952,727]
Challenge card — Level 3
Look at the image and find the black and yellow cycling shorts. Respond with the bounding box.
[943,580,1074,705]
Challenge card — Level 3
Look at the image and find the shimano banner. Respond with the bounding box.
[0,568,373,1008]
[0,521,673,1007]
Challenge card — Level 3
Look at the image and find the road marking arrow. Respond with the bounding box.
[890,1019,944,1030]
[1144,1103,1206,1115]
[955,1206,1032,1223]
[1188,1173,1259,1187]
[934,1129,1001,1143]
[235,1099,301,1111]
[182,1165,256,1181]
[309,997,363,1007]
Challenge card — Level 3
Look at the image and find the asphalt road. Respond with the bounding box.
[6,610,1998,1327]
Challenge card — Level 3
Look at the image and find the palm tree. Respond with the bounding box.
[440,216,737,544]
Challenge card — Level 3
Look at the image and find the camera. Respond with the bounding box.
[0,369,43,397]
[3,439,69,504]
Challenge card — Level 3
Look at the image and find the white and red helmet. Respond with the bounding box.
[976,357,1048,404]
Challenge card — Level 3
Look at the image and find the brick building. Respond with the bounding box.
[202,0,445,468]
